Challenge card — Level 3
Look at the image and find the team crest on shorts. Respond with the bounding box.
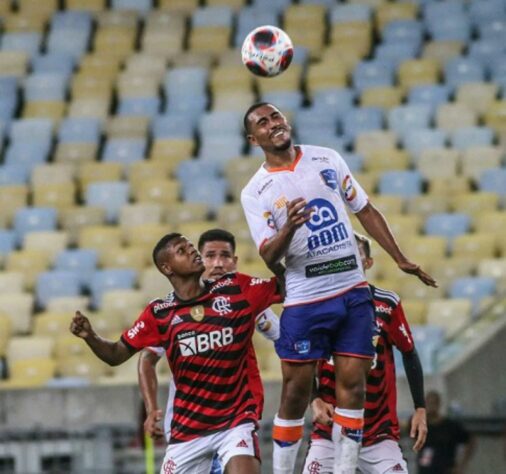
[190,305,205,322]
[307,460,322,473]
[294,340,310,354]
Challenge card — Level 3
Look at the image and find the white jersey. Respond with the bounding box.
[241,144,369,306]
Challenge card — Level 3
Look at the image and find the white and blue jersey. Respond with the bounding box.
[241,144,369,307]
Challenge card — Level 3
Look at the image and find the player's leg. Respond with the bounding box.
[160,439,214,474]
[301,439,334,474]
[216,422,261,474]
[273,301,332,474]
[358,440,408,474]
[332,287,376,474]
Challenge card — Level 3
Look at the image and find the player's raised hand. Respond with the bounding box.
[311,398,333,426]
[286,198,313,229]
[398,261,438,288]
[70,310,94,339]
[410,408,428,452]
[144,408,164,439]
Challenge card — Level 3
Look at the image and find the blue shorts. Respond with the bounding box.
[275,287,376,361]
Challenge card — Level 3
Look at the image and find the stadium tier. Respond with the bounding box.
[0,0,505,389]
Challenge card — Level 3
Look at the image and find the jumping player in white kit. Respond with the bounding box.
[240,103,436,474]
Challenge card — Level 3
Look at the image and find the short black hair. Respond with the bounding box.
[152,232,182,269]
[243,102,271,133]
[354,232,372,258]
[198,228,236,253]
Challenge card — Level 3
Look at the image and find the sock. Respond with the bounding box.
[332,407,364,474]
[272,414,305,474]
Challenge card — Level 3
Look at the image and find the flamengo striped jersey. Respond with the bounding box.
[241,144,369,306]
[121,272,281,444]
[312,285,415,447]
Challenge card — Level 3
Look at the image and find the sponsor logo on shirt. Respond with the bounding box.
[263,211,275,229]
[171,315,183,326]
[319,168,338,190]
[399,323,412,344]
[305,255,358,278]
[312,156,330,163]
[274,195,288,209]
[250,277,270,286]
[210,277,233,293]
[212,296,232,315]
[376,304,392,315]
[341,175,357,202]
[178,327,234,356]
[257,178,273,196]
[127,321,145,339]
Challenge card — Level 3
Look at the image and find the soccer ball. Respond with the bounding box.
[241,25,294,78]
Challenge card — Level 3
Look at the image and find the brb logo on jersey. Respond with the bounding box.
[305,198,349,254]
[178,327,233,356]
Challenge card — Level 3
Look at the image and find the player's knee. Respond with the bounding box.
[282,379,312,414]
[338,378,366,403]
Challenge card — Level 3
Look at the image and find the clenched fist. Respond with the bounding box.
[70,310,94,339]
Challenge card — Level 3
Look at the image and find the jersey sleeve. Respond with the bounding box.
[146,346,165,357]
[240,190,277,250]
[121,306,162,352]
[388,301,415,353]
[237,273,283,317]
[332,151,369,213]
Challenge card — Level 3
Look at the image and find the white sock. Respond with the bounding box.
[332,408,364,474]
[272,414,305,474]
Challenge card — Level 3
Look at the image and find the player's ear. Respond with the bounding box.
[233,255,238,266]
[364,257,374,270]
[159,262,174,277]
[247,133,258,146]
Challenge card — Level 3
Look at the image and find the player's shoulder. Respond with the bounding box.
[371,285,401,308]
[301,144,343,163]
[240,163,268,198]
[207,272,239,294]
[147,293,178,318]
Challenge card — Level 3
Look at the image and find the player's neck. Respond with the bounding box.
[264,145,298,169]
[171,275,206,301]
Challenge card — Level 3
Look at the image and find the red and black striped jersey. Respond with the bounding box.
[121,272,281,444]
[312,285,415,446]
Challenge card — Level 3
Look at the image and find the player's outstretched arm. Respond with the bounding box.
[138,349,164,439]
[70,310,133,366]
[260,197,312,266]
[356,202,437,287]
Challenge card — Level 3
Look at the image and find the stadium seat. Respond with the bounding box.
[0,51,29,78]
[456,83,499,116]
[402,129,447,161]
[408,84,451,113]
[119,203,163,231]
[398,59,440,90]
[55,248,98,288]
[78,225,123,258]
[312,88,355,119]
[444,58,485,90]
[352,60,394,93]
[484,101,506,134]
[32,183,76,211]
[4,358,56,388]
[436,104,477,132]
[479,168,506,197]
[235,7,279,46]
[0,293,34,334]
[78,162,123,195]
[427,14,471,43]
[85,182,130,223]
[469,0,506,27]
[342,107,383,142]
[378,170,422,197]
[355,131,397,162]
[375,42,418,69]
[89,269,137,309]
[360,86,404,110]
[461,146,502,180]
[417,149,460,180]
[426,299,472,338]
[31,163,74,186]
[406,195,451,220]
[33,311,75,338]
[383,20,423,51]
[23,230,68,261]
[451,192,499,217]
[57,355,110,380]
[450,277,496,313]
[424,213,471,244]
[422,40,464,68]
[106,116,150,139]
[132,179,180,206]
[478,258,506,280]
[468,39,504,71]
[124,223,170,250]
[452,233,497,260]
[58,117,101,143]
[450,127,494,150]
[24,73,67,102]
[102,289,146,325]
[1,32,42,58]
[102,138,147,164]
[100,247,147,272]
[13,207,58,245]
[387,105,432,141]
[35,271,81,309]
[428,176,471,197]
[399,279,445,301]
[181,178,228,211]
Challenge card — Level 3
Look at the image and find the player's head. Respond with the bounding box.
[152,233,205,279]
[244,103,293,152]
[354,232,374,272]
[425,390,442,417]
[198,228,238,280]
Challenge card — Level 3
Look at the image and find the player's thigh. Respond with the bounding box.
[302,439,334,474]
[216,423,260,473]
[358,440,408,474]
[160,440,214,474]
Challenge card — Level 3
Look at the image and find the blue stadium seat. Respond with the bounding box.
[51,11,93,34]
[408,85,452,113]
[450,127,495,150]
[300,0,334,7]
[261,91,304,113]
[378,170,423,197]
[102,138,147,164]
[387,105,433,141]
[252,0,292,14]
[478,19,506,43]
[35,271,81,309]
[24,73,68,101]
[4,143,50,169]
[111,0,152,13]
[54,249,98,289]
[469,0,506,27]
[375,43,419,69]
[31,53,76,79]
[46,29,90,59]
[9,118,53,145]
[181,177,228,210]
[342,107,383,142]
[294,109,338,137]
[383,20,423,50]
[85,182,130,223]
[235,7,280,46]
[424,213,471,241]
[0,164,29,185]
[199,111,242,138]
[341,153,364,173]
[297,133,347,154]
[427,14,471,42]
[411,325,445,374]
[330,3,371,23]
[164,67,208,98]
[450,277,496,313]
[13,207,58,245]
[192,6,233,28]
[0,97,17,122]
[490,58,506,87]
[198,136,244,164]
[1,32,41,58]
[479,168,506,196]
[312,88,356,120]
[292,47,310,67]
[468,40,505,71]
[117,97,160,117]
[444,58,485,90]
[352,60,395,93]
[0,230,16,256]
[424,1,465,23]
[58,118,101,143]
[402,129,447,160]
[166,94,208,118]
[151,115,195,139]
[89,269,137,309]
[176,160,221,183]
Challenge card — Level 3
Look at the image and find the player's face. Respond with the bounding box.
[247,104,292,152]
[200,241,238,280]
[357,241,374,272]
[160,236,205,277]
